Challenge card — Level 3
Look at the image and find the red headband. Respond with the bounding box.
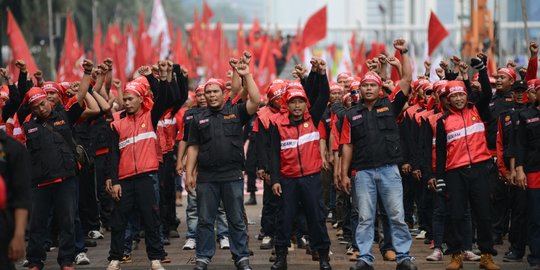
[498,68,517,81]
[445,80,467,97]
[25,87,48,106]
[204,78,226,91]
[361,72,383,87]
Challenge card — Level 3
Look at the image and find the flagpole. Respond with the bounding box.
[521,0,529,42]
[48,0,56,79]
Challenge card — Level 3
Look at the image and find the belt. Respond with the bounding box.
[37,178,64,187]
[96,148,110,156]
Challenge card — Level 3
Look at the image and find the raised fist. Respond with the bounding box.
[229,58,239,69]
[393,38,408,52]
[387,56,401,67]
[439,60,449,71]
[506,59,517,69]
[241,51,252,65]
[15,60,26,71]
[235,62,250,77]
[476,53,488,65]
[112,79,121,89]
[180,66,188,77]
[458,62,469,73]
[435,68,445,79]
[424,60,431,70]
[378,54,388,65]
[137,66,152,76]
[82,59,94,72]
[317,58,327,73]
[98,63,108,74]
[104,58,113,71]
[450,55,461,65]
[226,70,233,78]
[530,41,539,56]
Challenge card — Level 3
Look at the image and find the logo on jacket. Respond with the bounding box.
[352,115,363,121]
[224,114,236,120]
[27,127,38,134]
[376,107,389,113]
[199,118,209,124]
[53,120,65,126]
[303,123,309,128]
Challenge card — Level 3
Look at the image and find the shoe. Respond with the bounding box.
[107,260,121,270]
[87,230,104,239]
[84,239,97,247]
[396,259,417,270]
[245,193,257,205]
[162,237,170,245]
[260,236,273,249]
[169,230,180,238]
[502,251,523,262]
[346,246,355,255]
[415,230,426,239]
[318,248,331,270]
[446,253,463,270]
[120,255,132,263]
[219,237,230,249]
[271,246,288,270]
[61,265,75,270]
[472,243,481,255]
[74,252,90,265]
[297,236,308,249]
[480,254,500,270]
[493,234,503,245]
[161,258,171,264]
[22,259,29,267]
[235,258,253,270]
[383,250,396,261]
[463,250,481,261]
[426,248,443,261]
[193,260,208,270]
[527,265,540,270]
[183,238,196,250]
[150,260,166,270]
[349,260,373,270]
[349,250,359,261]
[256,233,264,240]
[429,240,435,249]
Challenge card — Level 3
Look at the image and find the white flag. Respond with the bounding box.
[148,0,171,59]
[334,39,352,81]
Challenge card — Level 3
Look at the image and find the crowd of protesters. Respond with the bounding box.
[0,34,539,270]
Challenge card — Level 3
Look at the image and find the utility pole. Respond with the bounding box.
[47,0,56,79]
[521,0,529,43]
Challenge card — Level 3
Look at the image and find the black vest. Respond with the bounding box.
[23,111,77,185]
[91,114,113,151]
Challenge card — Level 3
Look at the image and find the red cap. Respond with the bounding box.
[195,84,205,94]
[337,72,352,81]
[445,80,467,97]
[433,80,448,96]
[42,81,61,93]
[24,87,48,106]
[329,82,344,93]
[267,80,287,103]
[361,72,383,87]
[204,78,225,91]
[350,80,361,91]
[498,67,517,81]
[527,79,537,91]
[344,76,354,87]
[284,87,308,103]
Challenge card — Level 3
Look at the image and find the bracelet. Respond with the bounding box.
[400,49,408,54]
[84,70,92,75]
[88,88,94,95]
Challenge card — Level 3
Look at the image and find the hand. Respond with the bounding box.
[393,38,408,52]
[378,54,388,65]
[333,171,342,191]
[185,175,196,194]
[471,81,481,91]
[424,60,432,71]
[104,58,113,71]
[15,60,27,72]
[180,66,189,77]
[98,63,108,75]
[293,64,307,79]
[412,169,422,181]
[105,179,113,194]
[241,51,252,65]
[112,184,122,201]
[519,67,527,79]
[530,41,539,56]
[33,70,43,81]
[439,60,450,72]
[69,81,80,96]
[340,175,352,195]
[477,53,488,65]
[8,234,25,262]
[515,168,527,190]
[450,55,461,66]
[383,80,395,91]
[401,163,412,174]
[435,68,445,79]
[256,169,266,180]
[427,178,436,192]
[151,64,159,75]
[317,58,327,75]
[235,62,250,77]
[176,160,184,175]
[137,66,152,76]
[505,170,517,185]
[387,56,401,67]
[322,158,331,171]
[470,57,486,71]
[435,178,446,193]
[82,59,94,73]
[310,57,320,73]
[158,60,168,80]
[506,59,517,69]
[459,62,469,74]
[272,183,282,197]
[229,58,239,69]
[112,79,121,89]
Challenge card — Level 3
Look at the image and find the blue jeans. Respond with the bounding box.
[196,180,249,263]
[354,164,412,265]
[186,191,229,240]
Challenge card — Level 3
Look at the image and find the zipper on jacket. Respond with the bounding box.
[296,125,305,176]
[132,115,138,175]
[460,111,473,166]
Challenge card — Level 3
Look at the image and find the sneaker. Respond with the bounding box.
[383,250,396,261]
[429,240,435,249]
[87,230,104,239]
[107,260,121,270]
[74,252,90,265]
[463,250,481,261]
[346,246,355,255]
[480,254,501,270]
[61,265,75,270]
[151,260,166,270]
[472,243,481,255]
[426,248,443,261]
[120,255,132,263]
[260,236,273,249]
[415,230,426,239]
[22,259,29,267]
[396,259,417,270]
[183,238,196,250]
[502,251,523,262]
[219,237,230,249]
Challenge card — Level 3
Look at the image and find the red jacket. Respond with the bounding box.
[443,106,492,171]
[428,112,443,172]
[274,113,322,178]
[157,109,177,154]
[254,106,279,132]
[111,110,160,180]
[6,115,25,144]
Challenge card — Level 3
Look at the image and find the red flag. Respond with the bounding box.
[390,49,402,82]
[173,29,190,72]
[93,20,103,63]
[427,11,449,56]
[257,36,276,90]
[349,32,357,60]
[57,13,84,82]
[353,40,365,76]
[6,8,38,77]
[302,5,327,48]
[202,1,214,25]
[135,10,151,69]
[236,18,246,57]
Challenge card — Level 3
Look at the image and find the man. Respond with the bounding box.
[269,58,331,270]
[435,55,500,270]
[21,59,92,270]
[0,129,31,270]
[185,60,260,270]
[340,38,416,270]
[107,61,179,270]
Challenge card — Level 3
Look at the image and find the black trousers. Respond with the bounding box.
[108,173,165,261]
[444,160,496,255]
[245,141,258,193]
[159,152,178,234]
[95,154,113,228]
[274,174,330,251]
[0,211,15,270]
[490,168,509,237]
[507,185,528,256]
[261,181,279,236]
[79,162,100,233]
[402,173,415,227]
